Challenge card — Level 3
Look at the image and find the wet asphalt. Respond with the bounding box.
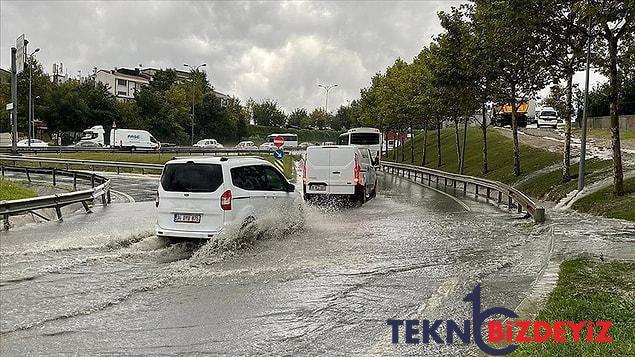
[1,171,631,356]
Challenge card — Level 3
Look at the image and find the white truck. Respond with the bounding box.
[78,125,106,146]
[303,145,377,204]
[110,128,160,150]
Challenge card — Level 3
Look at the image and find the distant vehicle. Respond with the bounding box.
[264,133,298,148]
[73,141,101,148]
[155,157,298,239]
[337,127,383,164]
[303,145,377,204]
[194,139,224,149]
[78,125,105,146]
[110,129,160,150]
[321,141,335,146]
[259,142,277,151]
[537,107,559,128]
[492,100,536,128]
[235,141,258,150]
[17,138,48,147]
[298,142,315,149]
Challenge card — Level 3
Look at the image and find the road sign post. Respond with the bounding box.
[10,47,18,154]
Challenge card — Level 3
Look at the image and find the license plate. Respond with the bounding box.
[174,213,201,223]
[309,184,326,191]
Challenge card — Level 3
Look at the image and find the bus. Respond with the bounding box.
[337,127,383,163]
[264,133,298,148]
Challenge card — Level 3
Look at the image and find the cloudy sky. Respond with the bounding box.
[1,0,467,112]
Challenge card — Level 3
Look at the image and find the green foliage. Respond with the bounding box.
[288,107,308,128]
[512,258,635,356]
[0,178,38,200]
[573,176,635,221]
[308,108,333,129]
[252,100,286,127]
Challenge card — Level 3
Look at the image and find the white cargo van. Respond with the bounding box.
[303,145,377,203]
[110,129,160,150]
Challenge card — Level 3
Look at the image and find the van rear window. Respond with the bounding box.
[161,163,223,192]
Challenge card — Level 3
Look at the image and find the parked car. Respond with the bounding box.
[194,139,224,149]
[155,157,298,239]
[303,145,377,204]
[73,141,102,148]
[235,141,258,150]
[259,142,277,151]
[17,139,48,147]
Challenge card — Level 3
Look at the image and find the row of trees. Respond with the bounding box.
[349,0,634,196]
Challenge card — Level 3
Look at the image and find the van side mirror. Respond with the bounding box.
[285,182,295,192]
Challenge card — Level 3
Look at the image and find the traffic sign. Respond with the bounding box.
[16,34,25,74]
[273,135,284,148]
[6,103,13,110]
[273,149,284,160]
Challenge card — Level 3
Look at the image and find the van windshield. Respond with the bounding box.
[161,163,223,192]
[350,133,380,145]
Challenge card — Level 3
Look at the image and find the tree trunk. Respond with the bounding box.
[410,124,414,163]
[511,94,521,176]
[454,116,461,168]
[460,115,468,175]
[481,103,488,174]
[422,124,428,166]
[608,37,624,196]
[436,117,442,167]
[562,73,573,182]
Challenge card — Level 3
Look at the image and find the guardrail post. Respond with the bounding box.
[82,201,92,213]
[1,165,4,177]
[142,168,145,175]
[91,174,95,188]
[497,191,502,204]
[3,215,9,230]
[25,167,31,182]
[117,166,120,174]
[52,168,56,186]
[101,193,107,206]
[475,184,479,198]
[107,190,111,203]
[73,172,77,190]
[55,206,63,221]
[517,204,523,213]
[534,207,545,223]
[65,163,69,170]
[508,193,513,210]
[486,187,491,200]
[463,182,467,194]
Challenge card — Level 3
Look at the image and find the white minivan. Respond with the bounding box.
[303,145,377,203]
[156,157,298,239]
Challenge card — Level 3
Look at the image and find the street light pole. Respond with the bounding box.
[318,84,338,113]
[184,63,206,145]
[28,48,40,147]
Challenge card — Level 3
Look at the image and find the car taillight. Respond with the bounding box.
[155,191,159,207]
[354,156,361,184]
[303,160,307,182]
[220,190,232,211]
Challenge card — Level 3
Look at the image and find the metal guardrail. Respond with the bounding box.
[0,146,286,155]
[381,161,545,223]
[0,165,111,230]
[0,155,164,174]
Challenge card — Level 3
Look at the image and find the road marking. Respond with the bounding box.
[110,189,136,203]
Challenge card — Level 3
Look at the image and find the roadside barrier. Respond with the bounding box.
[1,165,111,229]
[381,161,545,223]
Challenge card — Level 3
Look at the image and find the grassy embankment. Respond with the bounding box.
[386,127,635,221]
[1,152,295,179]
[511,258,635,356]
[0,178,38,200]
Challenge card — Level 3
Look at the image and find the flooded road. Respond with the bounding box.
[0,172,565,355]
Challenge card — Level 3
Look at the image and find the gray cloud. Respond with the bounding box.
[1,0,464,112]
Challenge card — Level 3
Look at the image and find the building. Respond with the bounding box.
[95,67,150,101]
[96,66,232,105]
[0,68,10,85]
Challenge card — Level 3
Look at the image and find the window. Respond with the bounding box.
[337,135,349,145]
[231,165,287,191]
[117,90,127,96]
[350,133,380,145]
[161,163,223,192]
[360,149,372,165]
[117,79,127,86]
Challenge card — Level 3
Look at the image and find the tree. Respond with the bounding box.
[333,105,353,131]
[308,108,332,129]
[580,0,635,195]
[288,107,308,128]
[473,0,552,176]
[252,100,286,127]
[543,0,588,182]
[542,84,570,116]
[224,97,250,140]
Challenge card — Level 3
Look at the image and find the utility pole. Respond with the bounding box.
[318,84,338,113]
[184,63,206,145]
[28,48,40,147]
[578,16,592,192]
[11,47,18,154]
